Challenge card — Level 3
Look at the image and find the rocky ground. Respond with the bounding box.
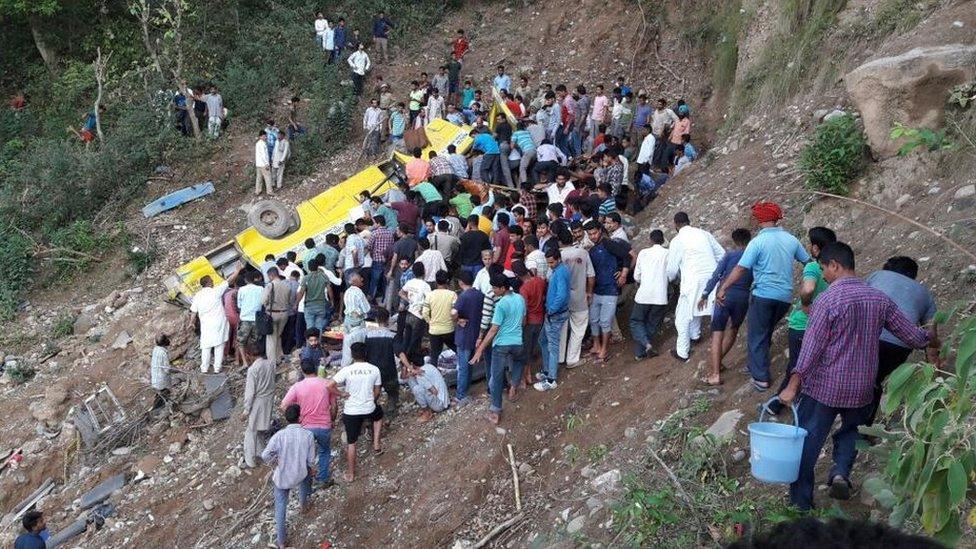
[1,0,975,547]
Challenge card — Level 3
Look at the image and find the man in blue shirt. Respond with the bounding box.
[698,228,753,386]
[585,220,631,362]
[535,247,570,392]
[717,202,810,391]
[470,273,526,425]
[332,18,347,63]
[372,12,393,62]
[865,256,937,422]
[14,511,47,549]
[492,65,512,93]
[470,130,503,185]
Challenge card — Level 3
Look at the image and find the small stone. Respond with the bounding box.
[812,108,830,122]
[952,20,964,28]
[494,427,507,435]
[168,442,183,455]
[731,449,746,462]
[895,194,912,208]
[823,109,846,122]
[591,470,621,494]
[580,465,597,479]
[775,163,789,172]
[566,516,585,534]
[585,496,604,511]
[203,499,215,511]
[678,397,689,408]
[224,465,242,479]
[624,427,636,439]
[111,331,133,350]
[111,446,132,456]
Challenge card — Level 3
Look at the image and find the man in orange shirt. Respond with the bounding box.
[405,147,430,186]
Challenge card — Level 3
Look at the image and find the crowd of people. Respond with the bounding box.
[134,19,946,549]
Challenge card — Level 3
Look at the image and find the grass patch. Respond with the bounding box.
[52,313,77,339]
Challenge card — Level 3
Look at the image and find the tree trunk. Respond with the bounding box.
[28,15,57,71]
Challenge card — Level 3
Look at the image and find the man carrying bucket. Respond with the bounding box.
[777,242,940,511]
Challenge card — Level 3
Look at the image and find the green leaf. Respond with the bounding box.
[875,489,898,508]
[863,476,889,496]
[947,462,967,507]
[885,363,917,394]
[956,328,976,379]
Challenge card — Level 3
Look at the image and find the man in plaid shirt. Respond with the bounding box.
[778,241,939,510]
[367,216,395,302]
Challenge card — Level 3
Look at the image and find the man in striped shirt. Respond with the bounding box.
[778,242,939,511]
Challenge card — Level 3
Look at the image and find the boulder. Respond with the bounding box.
[693,409,744,447]
[954,184,975,208]
[845,45,976,158]
[590,470,621,494]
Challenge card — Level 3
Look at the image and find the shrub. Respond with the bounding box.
[798,113,867,195]
[0,228,33,320]
[48,220,113,279]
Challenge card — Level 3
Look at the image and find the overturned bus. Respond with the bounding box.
[164,118,473,306]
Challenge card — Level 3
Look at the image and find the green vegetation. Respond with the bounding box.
[798,113,867,195]
[678,0,747,93]
[612,418,841,547]
[861,309,976,545]
[0,0,454,318]
[52,313,76,338]
[889,122,955,157]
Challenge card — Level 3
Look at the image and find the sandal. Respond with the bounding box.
[373,447,385,456]
[752,379,770,392]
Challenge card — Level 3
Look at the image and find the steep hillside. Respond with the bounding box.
[0,0,974,547]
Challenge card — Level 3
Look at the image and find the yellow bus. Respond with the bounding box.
[165,118,473,305]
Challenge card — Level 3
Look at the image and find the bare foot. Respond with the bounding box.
[418,409,433,422]
[343,472,354,483]
[508,386,520,402]
[485,412,500,425]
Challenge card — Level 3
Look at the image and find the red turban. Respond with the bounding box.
[751,202,783,223]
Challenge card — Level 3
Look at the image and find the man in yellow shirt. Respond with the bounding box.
[423,270,458,360]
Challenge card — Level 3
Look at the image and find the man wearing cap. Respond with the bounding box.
[470,272,526,424]
[717,202,810,391]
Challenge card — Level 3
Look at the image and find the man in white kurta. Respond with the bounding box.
[189,273,231,373]
[665,212,725,361]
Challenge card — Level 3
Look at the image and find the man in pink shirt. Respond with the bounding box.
[587,84,609,152]
[281,358,338,486]
[405,147,430,187]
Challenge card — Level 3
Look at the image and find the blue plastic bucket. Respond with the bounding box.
[748,397,808,484]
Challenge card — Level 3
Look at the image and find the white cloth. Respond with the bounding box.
[324,27,335,50]
[150,346,171,391]
[272,139,289,168]
[636,133,656,164]
[666,225,724,311]
[347,50,371,75]
[633,245,668,305]
[417,249,447,283]
[426,95,445,122]
[363,106,384,130]
[525,249,549,279]
[546,182,574,206]
[314,18,329,36]
[332,362,381,415]
[190,282,230,349]
[611,226,629,242]
[674,295,702,359]
[401,278,431,319]
[536,143,566,164]
[254,140,270,168]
